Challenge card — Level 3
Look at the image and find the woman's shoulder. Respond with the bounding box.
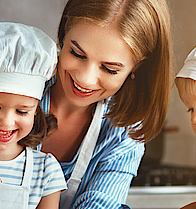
[98,113,144,154]
[40,74,56,114]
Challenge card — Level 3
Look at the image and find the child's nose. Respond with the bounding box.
[191,113,196,125]
[0,111,15,127]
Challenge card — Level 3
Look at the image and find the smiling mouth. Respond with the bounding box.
[73,81,94,93]
[0,130,16,141]
[0,130,13,138]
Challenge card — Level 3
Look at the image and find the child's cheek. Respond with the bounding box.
[191,123,196,135]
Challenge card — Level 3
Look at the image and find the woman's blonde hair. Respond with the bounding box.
[58,0,174,142]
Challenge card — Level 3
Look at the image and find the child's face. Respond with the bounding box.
[181,93,196,134]
[0,92,38,153]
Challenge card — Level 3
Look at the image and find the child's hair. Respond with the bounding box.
[175,47,196,101]
[175,77,196,99]
[58,0,174,142]
[18,106,57,148]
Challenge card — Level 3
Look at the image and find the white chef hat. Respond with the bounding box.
[176,47,196,80]
[0,22,57,100]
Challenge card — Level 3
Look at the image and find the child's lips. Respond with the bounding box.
[0,130,15,142]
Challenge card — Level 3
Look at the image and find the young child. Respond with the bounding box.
[0,22,67,209]
[175,47,196,134]
[175,47,196,209]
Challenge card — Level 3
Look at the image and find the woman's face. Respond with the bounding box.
[58,21,135,107]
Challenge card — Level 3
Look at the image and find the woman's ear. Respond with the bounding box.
[130,71,135,79]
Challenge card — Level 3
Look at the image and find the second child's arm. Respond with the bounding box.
[180,202,196,209]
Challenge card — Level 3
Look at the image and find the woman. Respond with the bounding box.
[39,0,174,208]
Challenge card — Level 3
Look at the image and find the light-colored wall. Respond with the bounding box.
[162,0,196,167]
[0,0,195,167]
[0,0,67,41]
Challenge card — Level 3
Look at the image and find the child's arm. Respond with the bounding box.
[36,191,61,209]
[180,202,196,209]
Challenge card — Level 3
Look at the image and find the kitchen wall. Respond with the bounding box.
[162,0,196,167]
[0,0,67,41]
[0,0,196,167]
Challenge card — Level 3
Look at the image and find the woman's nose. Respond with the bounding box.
[77,63,99,86]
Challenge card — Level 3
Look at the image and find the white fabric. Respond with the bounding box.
[0,22,57,100]
[60,100,105,209]
[0,147,67,208]
[0,147,33,209]
[176,47,196,80]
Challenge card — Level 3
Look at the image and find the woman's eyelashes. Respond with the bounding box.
[70,48,118,75]
[101,64,117,75]
[70,48,86,59]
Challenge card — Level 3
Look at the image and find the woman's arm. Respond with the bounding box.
[36,191,61,209]
[71,140,144,208]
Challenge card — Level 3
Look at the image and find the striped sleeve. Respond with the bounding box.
[42,153,67,197]
[72,140,144,208]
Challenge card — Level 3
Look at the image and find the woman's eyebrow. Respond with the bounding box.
[71,40,125,68]
[104,62,125,68]
[71,40,86,54]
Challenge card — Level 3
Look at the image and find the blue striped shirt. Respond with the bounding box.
[39,75,144,209]
[0,148,67,208]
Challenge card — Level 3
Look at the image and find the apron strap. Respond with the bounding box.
[60,100,105,209]
[71,100,104,179]
[22,147,33,188]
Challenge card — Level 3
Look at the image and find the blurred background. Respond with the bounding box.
[162,0,196,168]
[0,0,65,42]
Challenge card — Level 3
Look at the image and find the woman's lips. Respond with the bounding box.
[0,130,15,143]
[73,81,93,93]
[70,77,98,98]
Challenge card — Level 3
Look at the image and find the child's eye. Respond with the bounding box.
[101,64,117,75]
[16,110,28,116]
[70,48,86,59]
[187,108,194,113]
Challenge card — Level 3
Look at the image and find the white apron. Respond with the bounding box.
[0,147,33,209]
[60,101,104,209]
